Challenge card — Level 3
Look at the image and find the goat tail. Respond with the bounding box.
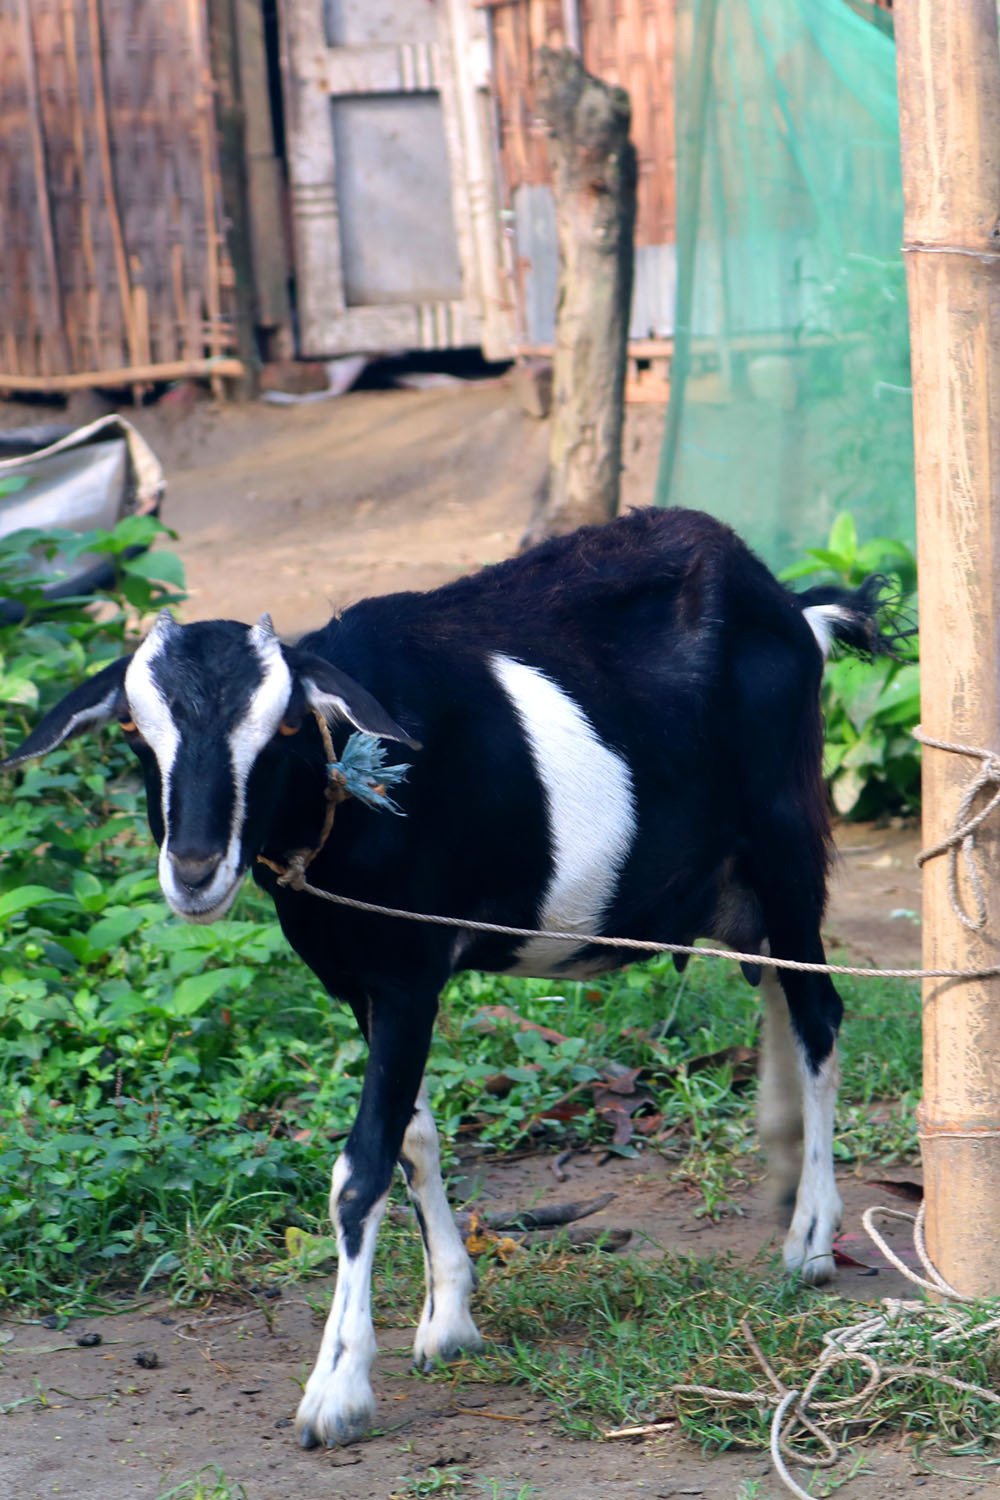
[797,575,915,662]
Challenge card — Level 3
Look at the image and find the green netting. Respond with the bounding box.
[655,0,914,570]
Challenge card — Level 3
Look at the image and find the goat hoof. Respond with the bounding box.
[412,1313,485,1372]
[295,1383,376,1449]
[796,1252,836,1286]
[783,1188,843,1286]
[412,1336,483,1376]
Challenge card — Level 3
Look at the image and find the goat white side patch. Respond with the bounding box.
[490,654,636,975]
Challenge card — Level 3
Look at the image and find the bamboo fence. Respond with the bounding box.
[0,0,238,389]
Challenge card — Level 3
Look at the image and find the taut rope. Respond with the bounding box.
[258,723,1000,985]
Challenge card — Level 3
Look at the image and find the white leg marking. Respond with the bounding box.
[402,1083,483,1369]
[295,1153,384,1447]
[783,1043,843,1285]
[757,972,804,1210]
[490,654,636,974]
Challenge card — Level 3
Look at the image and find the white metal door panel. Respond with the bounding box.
[280,0,503,356]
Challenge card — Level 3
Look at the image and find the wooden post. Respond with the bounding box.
[206,0,259,395]
[895,0,1000,1295]
[525,48,636,543]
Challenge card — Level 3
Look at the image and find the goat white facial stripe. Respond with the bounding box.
[213,629,293,894]
[490,654,637,973]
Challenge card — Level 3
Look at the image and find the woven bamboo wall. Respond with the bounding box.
[0,0,236,383]
[489,0,677,248]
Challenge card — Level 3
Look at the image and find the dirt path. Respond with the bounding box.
[1,382,956,1500]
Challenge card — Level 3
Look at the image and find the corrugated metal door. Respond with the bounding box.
[279,0,505,356]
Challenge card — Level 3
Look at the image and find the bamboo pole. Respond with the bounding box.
[61,0,101,370]
[188,0,225,398]
[19,0,71,374]
[85,0,140,371]
[0,358,243,393]
[895,0,1000,1296]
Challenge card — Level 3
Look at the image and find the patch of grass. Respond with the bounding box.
[0,915,923,1306]
[0,864,924,1309]
[389,1468,467,1498]
[388,1473,539,1500]
[477,1484,540,1500]
[157,1466,247,1500]
[431,1239,1000,1464]
[436,960,922,1194]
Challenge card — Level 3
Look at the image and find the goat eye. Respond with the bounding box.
[277,719,301,737]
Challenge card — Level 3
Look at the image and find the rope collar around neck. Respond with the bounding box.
[256,710,348,887]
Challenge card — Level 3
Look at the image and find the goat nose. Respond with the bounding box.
[169,850,223,892]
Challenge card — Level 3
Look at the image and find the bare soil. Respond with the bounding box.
[2,382,978,1500]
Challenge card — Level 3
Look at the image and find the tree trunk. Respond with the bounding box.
[895,0,1000,1295]
[525,48,636,544]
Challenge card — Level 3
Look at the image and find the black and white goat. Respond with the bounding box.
[2,507,889,1448]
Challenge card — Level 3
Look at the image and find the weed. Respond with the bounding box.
[0,1378,50,1415]
[477,1483,540,1500]
[389,1468,467,1498]
[157,1467,247,1500]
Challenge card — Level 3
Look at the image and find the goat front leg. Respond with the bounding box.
[400,1081,483,1369]
[296,996,433,1449]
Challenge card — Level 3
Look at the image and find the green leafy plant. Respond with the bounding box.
[782,512,920,817]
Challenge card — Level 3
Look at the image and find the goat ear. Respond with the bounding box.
[291,651,421,750]
[0,656,131,770]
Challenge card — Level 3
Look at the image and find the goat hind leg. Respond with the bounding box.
[758,969,842,1282]
[782,1026,842,1285]
[757,969,803,1221]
